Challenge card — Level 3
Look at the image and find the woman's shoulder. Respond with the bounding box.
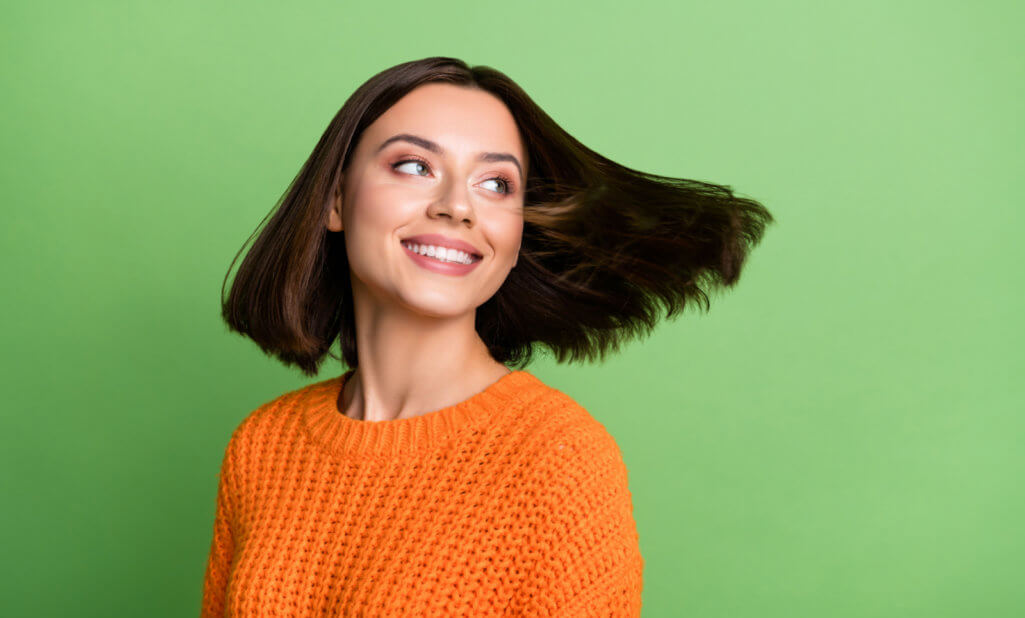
[514,376,635,519]
[514,373,626,460]
[518,375,592,423]
[223,376,339,448]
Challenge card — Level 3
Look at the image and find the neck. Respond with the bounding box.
[341,279,510,422]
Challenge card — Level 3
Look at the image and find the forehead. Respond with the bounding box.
[360,83,525,162]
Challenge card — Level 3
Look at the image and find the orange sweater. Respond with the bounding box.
[200,369,644,617]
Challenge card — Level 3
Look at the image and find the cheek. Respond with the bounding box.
[489,213,525,260]
[342,191,391,269]
[348,184,414,232]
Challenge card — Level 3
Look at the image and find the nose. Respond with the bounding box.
[426,178,475,227]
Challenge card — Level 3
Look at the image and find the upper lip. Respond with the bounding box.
[401,233,483,257]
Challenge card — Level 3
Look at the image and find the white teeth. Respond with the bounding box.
[402,241,478,265]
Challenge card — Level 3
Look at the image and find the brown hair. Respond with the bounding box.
[221,56,774,377]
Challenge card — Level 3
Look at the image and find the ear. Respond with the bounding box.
[326,180,344,232]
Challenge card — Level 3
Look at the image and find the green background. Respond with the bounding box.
[2,1,1021,616]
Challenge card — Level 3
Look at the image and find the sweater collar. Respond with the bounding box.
[299,368,542,458]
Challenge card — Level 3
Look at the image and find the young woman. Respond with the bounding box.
[202,57,773,617]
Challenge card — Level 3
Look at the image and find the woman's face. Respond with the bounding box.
[329,82,526,320]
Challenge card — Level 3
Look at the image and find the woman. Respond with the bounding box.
[202,57,772,617]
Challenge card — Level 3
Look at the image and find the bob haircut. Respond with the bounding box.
[222,56,774,377]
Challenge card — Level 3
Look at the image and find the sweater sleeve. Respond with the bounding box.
[519,419,645,617]
[200,431,240,618]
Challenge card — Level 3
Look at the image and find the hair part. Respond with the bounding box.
[221,56,774,377]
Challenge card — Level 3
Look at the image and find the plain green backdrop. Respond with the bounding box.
[2,0,1021,616]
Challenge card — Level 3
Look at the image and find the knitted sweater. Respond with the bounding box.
[200,368,644,617]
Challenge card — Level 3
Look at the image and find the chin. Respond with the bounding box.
[398,292,477,320]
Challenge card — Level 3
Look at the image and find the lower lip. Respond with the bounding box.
[402,243,482,276]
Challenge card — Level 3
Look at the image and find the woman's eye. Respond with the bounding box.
[393,160,429,176]
[480,178,510,194]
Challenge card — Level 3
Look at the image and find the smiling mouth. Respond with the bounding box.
[400,240,482,265]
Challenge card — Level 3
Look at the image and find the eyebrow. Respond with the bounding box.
[375,133,523,181]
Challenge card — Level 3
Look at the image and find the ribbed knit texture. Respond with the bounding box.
[200,368,644,617]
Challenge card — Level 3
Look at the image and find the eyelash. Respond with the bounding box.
[390,156,516,195]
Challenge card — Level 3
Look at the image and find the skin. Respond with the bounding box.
[326,82,527,422]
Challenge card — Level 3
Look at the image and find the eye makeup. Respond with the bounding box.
[389,155,517,195]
